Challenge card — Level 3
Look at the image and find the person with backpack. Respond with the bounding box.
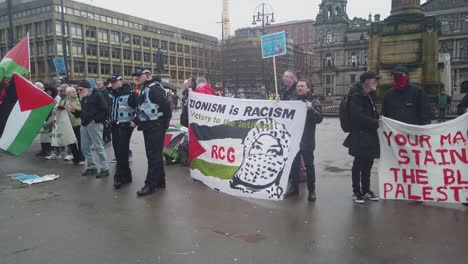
[343,71,381,204]
[435,89,451,122]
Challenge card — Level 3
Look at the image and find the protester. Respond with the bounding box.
[195,76,215,95]
[457,93,468,115]
[63,87,85,165]
[97,79,112,144]
[344,71,381,204]
[180,77,197,127]
[74,80,109,178]
[34,81,45,91]
[0,80,17,138]
[279,70,298,100]
[133,68,172,196]
[284,79,323,201]
[108,74,138,189]
[382,65,432,125]
[435,89,451,122]
[38,85,59,158]
[257,86,268,100]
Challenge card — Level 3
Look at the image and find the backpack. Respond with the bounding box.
[339,95,351,133]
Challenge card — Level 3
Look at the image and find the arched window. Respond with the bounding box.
[326,31,333,44]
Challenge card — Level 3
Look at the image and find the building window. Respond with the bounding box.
[463,18,468,31]
[0,29,6,44]
[178,58,183,66]
[124,66,133,76]
[143,37,150,47]
[45,20,54,34]
[15,26,23,41]
[152,39,160,49]
[144,52,151,62]
[88,63,98,74]
[169,42,176,52]
[178,71,184,80]
[70,23,82,39]
[98,29,108,43]
[112,48,121,59]
[123,49,131,60]
[464,42,468,59]
[100,46,109,58]
[56,42,63,55]
[35,22,43,36]
[134,51,141,61]
[351,52,357,67]
[86,26,96,39]
[25,24,32,36]
[122,33,131,45]
[111,31,120,44]
[74,61,84,73]
[132,35,141,46]
[72,42,83,57]
[184,45,190,54]
[326,31,333,44]
[170,56,176,65]
[177,44,183,53]
[441,18,449,32]
[101,64,110,75]
[87,44,97,56]
[37,42,44,56]
[350,74,356,83]
[326,53,333,67]
[47,40,54,54]
[185,58,190,67]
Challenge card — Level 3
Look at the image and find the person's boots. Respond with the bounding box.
[44,143,52,156]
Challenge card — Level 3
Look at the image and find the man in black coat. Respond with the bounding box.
[382,66,432,125]
[344,72,381,204]
[284,79,323,201]
[279,70,298,101]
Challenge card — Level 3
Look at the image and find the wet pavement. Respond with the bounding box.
[0,117,467,264]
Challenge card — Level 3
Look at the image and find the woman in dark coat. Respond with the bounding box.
[344,72,380,203]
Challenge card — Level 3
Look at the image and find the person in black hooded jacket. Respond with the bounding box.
[344,72,381,204]
[107,75,139,189]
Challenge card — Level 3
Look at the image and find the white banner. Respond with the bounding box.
[188,92,307,200]
[378,114,468,203]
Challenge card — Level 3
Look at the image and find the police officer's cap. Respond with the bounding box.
[108,74,123,83]
[132,68,152,77]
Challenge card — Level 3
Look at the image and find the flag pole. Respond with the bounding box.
[273,56,278,97]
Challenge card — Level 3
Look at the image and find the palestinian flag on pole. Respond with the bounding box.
[0,36,30,81]
[0,73,55,156]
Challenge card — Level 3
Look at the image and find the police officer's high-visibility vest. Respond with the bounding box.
[139,83,162,121]
[110,93,135,123]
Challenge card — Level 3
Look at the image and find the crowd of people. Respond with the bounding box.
[2,63,467,202]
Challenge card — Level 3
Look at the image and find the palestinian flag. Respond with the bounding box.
[189,122,251,180]
[0,73,55,156]
[0,36,30,81]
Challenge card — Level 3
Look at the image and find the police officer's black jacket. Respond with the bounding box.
[344,83,380,158]
[77,89,109,126]
[137,80,172,130]
[109,84,138,124]
[382,83,432,125]
[291,92,323,150]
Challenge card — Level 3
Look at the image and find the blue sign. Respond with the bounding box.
[261,32,287,59]
[52,58,67,76]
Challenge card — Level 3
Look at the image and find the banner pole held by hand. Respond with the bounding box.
[273,56,278,97]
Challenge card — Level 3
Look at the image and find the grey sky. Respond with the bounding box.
[76,0,427,38]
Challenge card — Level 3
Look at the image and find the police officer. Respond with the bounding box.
[108,74,138,189]
[132,68,172,196]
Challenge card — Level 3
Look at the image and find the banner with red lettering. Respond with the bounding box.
[378,114,468,203]
[188,92,306,200]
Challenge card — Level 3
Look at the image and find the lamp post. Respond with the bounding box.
[60,0,69,80]
[7,0,14,49]
[252,3,275,92]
